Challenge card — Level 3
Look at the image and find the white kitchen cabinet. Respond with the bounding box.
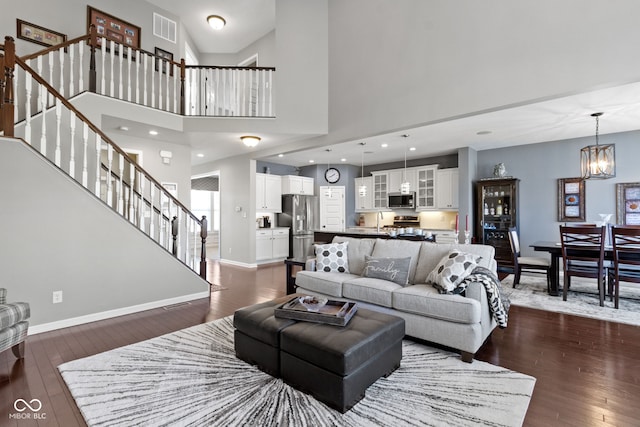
[388,169,417,194]
[256,173,282,212]
[256,228,289,261]
[436,168,459,209]
[281,175,314,195]
[354,176,374,211]
[371,172,389,209]
[416,166,437,210]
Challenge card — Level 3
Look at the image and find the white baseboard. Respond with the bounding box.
[219,258,257,269]
[28,291,210,335]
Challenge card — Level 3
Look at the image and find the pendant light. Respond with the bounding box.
[324,149,333,198]
[400,134,411,194]
[358,142,367,197]
[580,112,615,179]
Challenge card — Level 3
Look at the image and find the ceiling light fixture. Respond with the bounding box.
[119,126,129,131]
[581,112,615,179]
[278,154,284,158]
[196,153,204,158]
[400,134,411,194]
[207,15,226,30]
[241,135,260,147]
[381,143,388,148]
[359,142,367,197]
[149,130,158,136]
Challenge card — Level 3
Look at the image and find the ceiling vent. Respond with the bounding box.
[153,13,177,43]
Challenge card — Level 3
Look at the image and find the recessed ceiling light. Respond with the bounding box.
[149,130,158,136]
[196,153,204,158]
[119,126,129,131]
[207,15,226,30]
[477,130,492,135]
[309,160,315,163]
[278,154,284,158]
[409,147,416,151]
[381,143,388,148]
[340,158,347,162]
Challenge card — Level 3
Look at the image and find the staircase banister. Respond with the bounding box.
[15,55,201,226]
[186,64,276,72]
[19,34,90,62]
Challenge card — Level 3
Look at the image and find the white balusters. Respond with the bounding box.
[100,41,106,94]
[94,134,101,196]
[82,123,89,188]
[127,47,132,102]
[173,65,178,113]
[150,183,155,240]
[151,54,156,108]
[267,70,273,117]
[143,52,148,106]
[135,50,140,104]
[78,43,84,93]
[139,174,146,232]
[129,163,136,222]
[40,82,47,156]
[69,46,74,96]
[158,62,163,109]
[36,57,43,113]
[48,52,54,105]
[69,111,76,179]
[118,45,124,99]
[24,72,32,144]
[58,48,65,98]
[54,101,61,166]
[106,144,113,207]
[109,40,115,97]
[117,153,124,215]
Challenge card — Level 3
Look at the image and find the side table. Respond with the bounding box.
[284,258,307,294]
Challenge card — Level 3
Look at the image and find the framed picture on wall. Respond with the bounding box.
[558,177,585,222]
[616,182,640,225]
[154,47,174,76]
[87,6,141,50]
[16,19,67,49]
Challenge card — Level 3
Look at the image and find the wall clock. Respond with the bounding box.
[324,167,340,183]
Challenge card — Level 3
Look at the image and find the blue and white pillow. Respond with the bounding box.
[315,242,350,273]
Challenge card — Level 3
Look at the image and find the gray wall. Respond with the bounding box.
[0,139,208,328]
[477,130,640,256]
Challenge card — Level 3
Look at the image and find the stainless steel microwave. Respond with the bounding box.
[388,192,415,209]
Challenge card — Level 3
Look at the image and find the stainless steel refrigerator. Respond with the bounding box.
[277,194,319,259]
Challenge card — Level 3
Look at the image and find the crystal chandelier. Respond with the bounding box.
[580,112,615,179]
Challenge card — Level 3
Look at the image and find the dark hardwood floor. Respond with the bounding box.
[1,261,639,426]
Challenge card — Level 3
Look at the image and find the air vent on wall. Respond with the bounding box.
[153,12,177,43]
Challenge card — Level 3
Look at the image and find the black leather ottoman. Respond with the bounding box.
[279,308,405,413]
[233,295,297,376]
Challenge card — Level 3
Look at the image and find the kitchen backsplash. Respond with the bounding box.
[357,211,457,230]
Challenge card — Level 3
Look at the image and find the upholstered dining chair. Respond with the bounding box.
[559,225,607,306]
[0,288,30,358]
[608,225,640,309]
[507,227,551,290]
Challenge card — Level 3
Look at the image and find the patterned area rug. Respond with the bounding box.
[59,317,535,427]
[501,273,640,326]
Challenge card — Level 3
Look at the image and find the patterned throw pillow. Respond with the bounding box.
[315,242,350,273]
[427,250,481,293]
[363,255,412,286]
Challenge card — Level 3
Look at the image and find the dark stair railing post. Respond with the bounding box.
[2,36,15,137]
[171,215,178,256]
[179,58,186,116]
[88,25,97,93]
[200,216,208,280]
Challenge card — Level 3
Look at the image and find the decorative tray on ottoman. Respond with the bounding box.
[275,296,358,326]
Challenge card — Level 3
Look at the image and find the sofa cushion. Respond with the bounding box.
[414,243,496,284]
[331,236,376,276]
[342,277,402,308]
[362,255,412,286]
[315,242,349,273]
[370,239,422,284]
[427,250,479,293]
[392,285,481,324]
[295,271,360,298]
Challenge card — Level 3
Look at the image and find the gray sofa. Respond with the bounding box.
[295,236,498,362]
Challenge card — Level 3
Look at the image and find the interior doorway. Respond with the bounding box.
[191,172,220,260]
[319,186,345,231]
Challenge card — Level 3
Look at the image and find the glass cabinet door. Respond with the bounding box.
[373,173,388,208]
[417,167,436,209]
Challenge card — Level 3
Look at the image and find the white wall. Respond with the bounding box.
[0,138,208,328]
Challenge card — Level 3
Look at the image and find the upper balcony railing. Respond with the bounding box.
[13,25,275,119]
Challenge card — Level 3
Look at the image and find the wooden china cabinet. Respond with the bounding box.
[475,178,520,270]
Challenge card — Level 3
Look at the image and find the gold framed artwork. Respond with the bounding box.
[558,177,585,222]
[87,6,141,50]
[616,182,640,225]
[17,19,67,49]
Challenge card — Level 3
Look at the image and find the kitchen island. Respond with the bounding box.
[314,228,437,244]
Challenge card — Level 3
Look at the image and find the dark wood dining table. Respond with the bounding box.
[530,241,614,296]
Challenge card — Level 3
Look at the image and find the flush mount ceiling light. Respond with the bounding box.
[207,15,226,30]
[241,135,260,147]
[581,112,616,179]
